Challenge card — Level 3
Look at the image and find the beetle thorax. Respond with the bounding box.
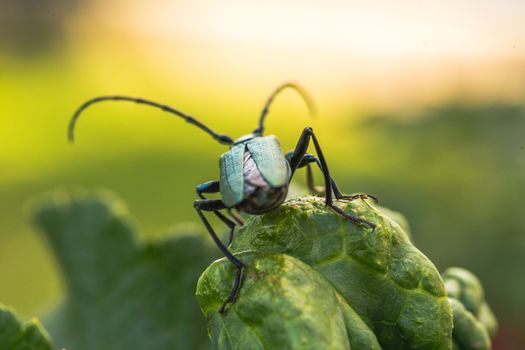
[237,151,288,214]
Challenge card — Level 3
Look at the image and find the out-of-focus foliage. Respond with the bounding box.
[198,196,454,350]
[443,268,498,338]
[0,304,52,350]
[0,0,80,55]
[443,267,498,350]
[449,299,490,350]
[32,191,217,350]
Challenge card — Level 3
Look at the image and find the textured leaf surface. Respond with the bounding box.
[443,267,497,350]
[200,196,453,350]
[33,191,217,350]
[0,304,52,350]
[197,252,381,350]
[449,299,491,350]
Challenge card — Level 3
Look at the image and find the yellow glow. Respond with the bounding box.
[69,0,525,111]
[97,0,524,59]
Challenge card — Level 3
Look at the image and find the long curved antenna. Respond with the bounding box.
[253,83,317,135]
[68,96,234,145]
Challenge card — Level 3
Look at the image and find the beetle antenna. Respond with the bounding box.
[253,83,317,135]
[68,95,234,145]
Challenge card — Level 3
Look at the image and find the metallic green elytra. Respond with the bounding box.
[219,141,245,207]
[246,135,290,188]
[220,135,290,207]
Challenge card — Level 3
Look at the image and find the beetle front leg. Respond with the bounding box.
[197,180,240,244]
[194,199,244,313]
[227,208,245,226]
[287,127,375,229]
[284,153,325,195]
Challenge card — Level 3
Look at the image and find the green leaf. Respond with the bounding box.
[33,190,217,350]
[0,304,53,350]
[442,267,497,349]
[449,299,491,350]
[200,196,453,350]
[197,252,381,350]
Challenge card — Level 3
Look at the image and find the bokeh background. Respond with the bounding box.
[1,0,524,348]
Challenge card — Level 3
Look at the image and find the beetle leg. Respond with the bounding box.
[194,199,244,314]
[326,173,379,202]
[196,180,221,198]
[227,208,245,226]
[305,163,325,195]
[285,152,326,196]
[287,127,375,229]
[336,192,379,203]
[285,152,324,195]
[286,152,379,203]
[197,180,239,244]
[218,211,237,246]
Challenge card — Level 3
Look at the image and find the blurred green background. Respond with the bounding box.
[0,0,524,348]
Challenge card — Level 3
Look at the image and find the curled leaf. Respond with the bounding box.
[33,190,216,350]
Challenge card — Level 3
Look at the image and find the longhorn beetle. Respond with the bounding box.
[68,83,377,313]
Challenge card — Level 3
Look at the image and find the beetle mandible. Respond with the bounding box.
[68,83,377,313]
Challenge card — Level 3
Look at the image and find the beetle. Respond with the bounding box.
[68,83,377,313]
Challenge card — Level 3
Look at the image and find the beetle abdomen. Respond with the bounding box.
[238,151,288,214]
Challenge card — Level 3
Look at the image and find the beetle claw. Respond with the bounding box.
[338,193,379,204]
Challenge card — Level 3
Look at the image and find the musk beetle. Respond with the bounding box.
[68,83,377,313]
